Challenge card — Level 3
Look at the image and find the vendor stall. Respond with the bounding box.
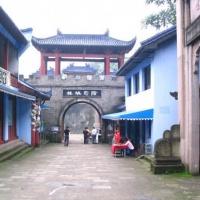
[111,144,128,158]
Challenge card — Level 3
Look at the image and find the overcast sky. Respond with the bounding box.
[1,0,163,77]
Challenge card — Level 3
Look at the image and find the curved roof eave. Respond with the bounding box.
[19,80,52,100]
[31,35,136,51]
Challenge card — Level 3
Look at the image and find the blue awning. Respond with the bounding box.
[102,110,130,120]
[102,109,154,120]
[40,104,51,109]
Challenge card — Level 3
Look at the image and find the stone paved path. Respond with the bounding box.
[0,134,200,200]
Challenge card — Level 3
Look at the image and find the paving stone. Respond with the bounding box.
[0,134,200,200]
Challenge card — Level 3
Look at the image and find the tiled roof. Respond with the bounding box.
[32,32,136,54]
[19,78,52,100]
[32,68,54,77]
[62,65,97,75]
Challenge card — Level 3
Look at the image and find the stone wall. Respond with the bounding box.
[25,75,125,139]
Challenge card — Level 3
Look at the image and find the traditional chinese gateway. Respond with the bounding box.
[24,29,136,141]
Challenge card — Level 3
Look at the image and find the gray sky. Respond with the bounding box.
[1,0,162,77]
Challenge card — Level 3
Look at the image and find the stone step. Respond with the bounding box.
[151,163,185,174]
[0,140,33,163]
[136,155,152,171]
[0,139,25,154]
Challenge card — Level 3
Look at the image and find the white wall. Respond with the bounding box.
[125,58,154,112]
[151,38,178,146]
[124,37,178,151]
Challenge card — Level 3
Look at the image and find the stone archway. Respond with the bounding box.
[58,98,104,138]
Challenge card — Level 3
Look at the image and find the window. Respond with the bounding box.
[127,77,131,96]
[134,73,139,94]
[143,65,151,90]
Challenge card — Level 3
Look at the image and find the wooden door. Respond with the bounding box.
[8,95,16,141]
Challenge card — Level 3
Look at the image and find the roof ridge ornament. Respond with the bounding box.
[57,28,62,36]
[105,28,109,37]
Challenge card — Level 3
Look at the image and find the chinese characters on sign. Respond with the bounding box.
[63,90,101,98]
[0,69,7,85]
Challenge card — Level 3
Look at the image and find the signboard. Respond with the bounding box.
[63,89,101,98]
[52,126,59,132]
[0,67,10,86]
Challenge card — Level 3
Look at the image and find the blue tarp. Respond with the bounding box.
[102,109,154,120]
[40,104,51,109]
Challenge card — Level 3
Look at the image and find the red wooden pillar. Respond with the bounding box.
[31,130,35,147]
[40,53,47,76]
[105,56,110,75]
[55,54,60,75]
[119,56,124,68]
[35,130,39,147]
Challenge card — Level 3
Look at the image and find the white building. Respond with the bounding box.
[103,26,178,153]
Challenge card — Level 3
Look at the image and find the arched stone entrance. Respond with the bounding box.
[58,99,103,138]
[26,74,125,143]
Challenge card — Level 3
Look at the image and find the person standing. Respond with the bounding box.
[114,126,120,144]
[91,127,97,144]
[83,127,90,144]
[64,126,70,146]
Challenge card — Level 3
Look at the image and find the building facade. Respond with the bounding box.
[176,0,200,175]
[0,6,51,147]
[102,26,178,153]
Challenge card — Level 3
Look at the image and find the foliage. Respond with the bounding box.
[141,0,176,29]
[90,62,118,75]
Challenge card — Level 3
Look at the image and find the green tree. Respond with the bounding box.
[141,0,176,29]
[91,62,118,75]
